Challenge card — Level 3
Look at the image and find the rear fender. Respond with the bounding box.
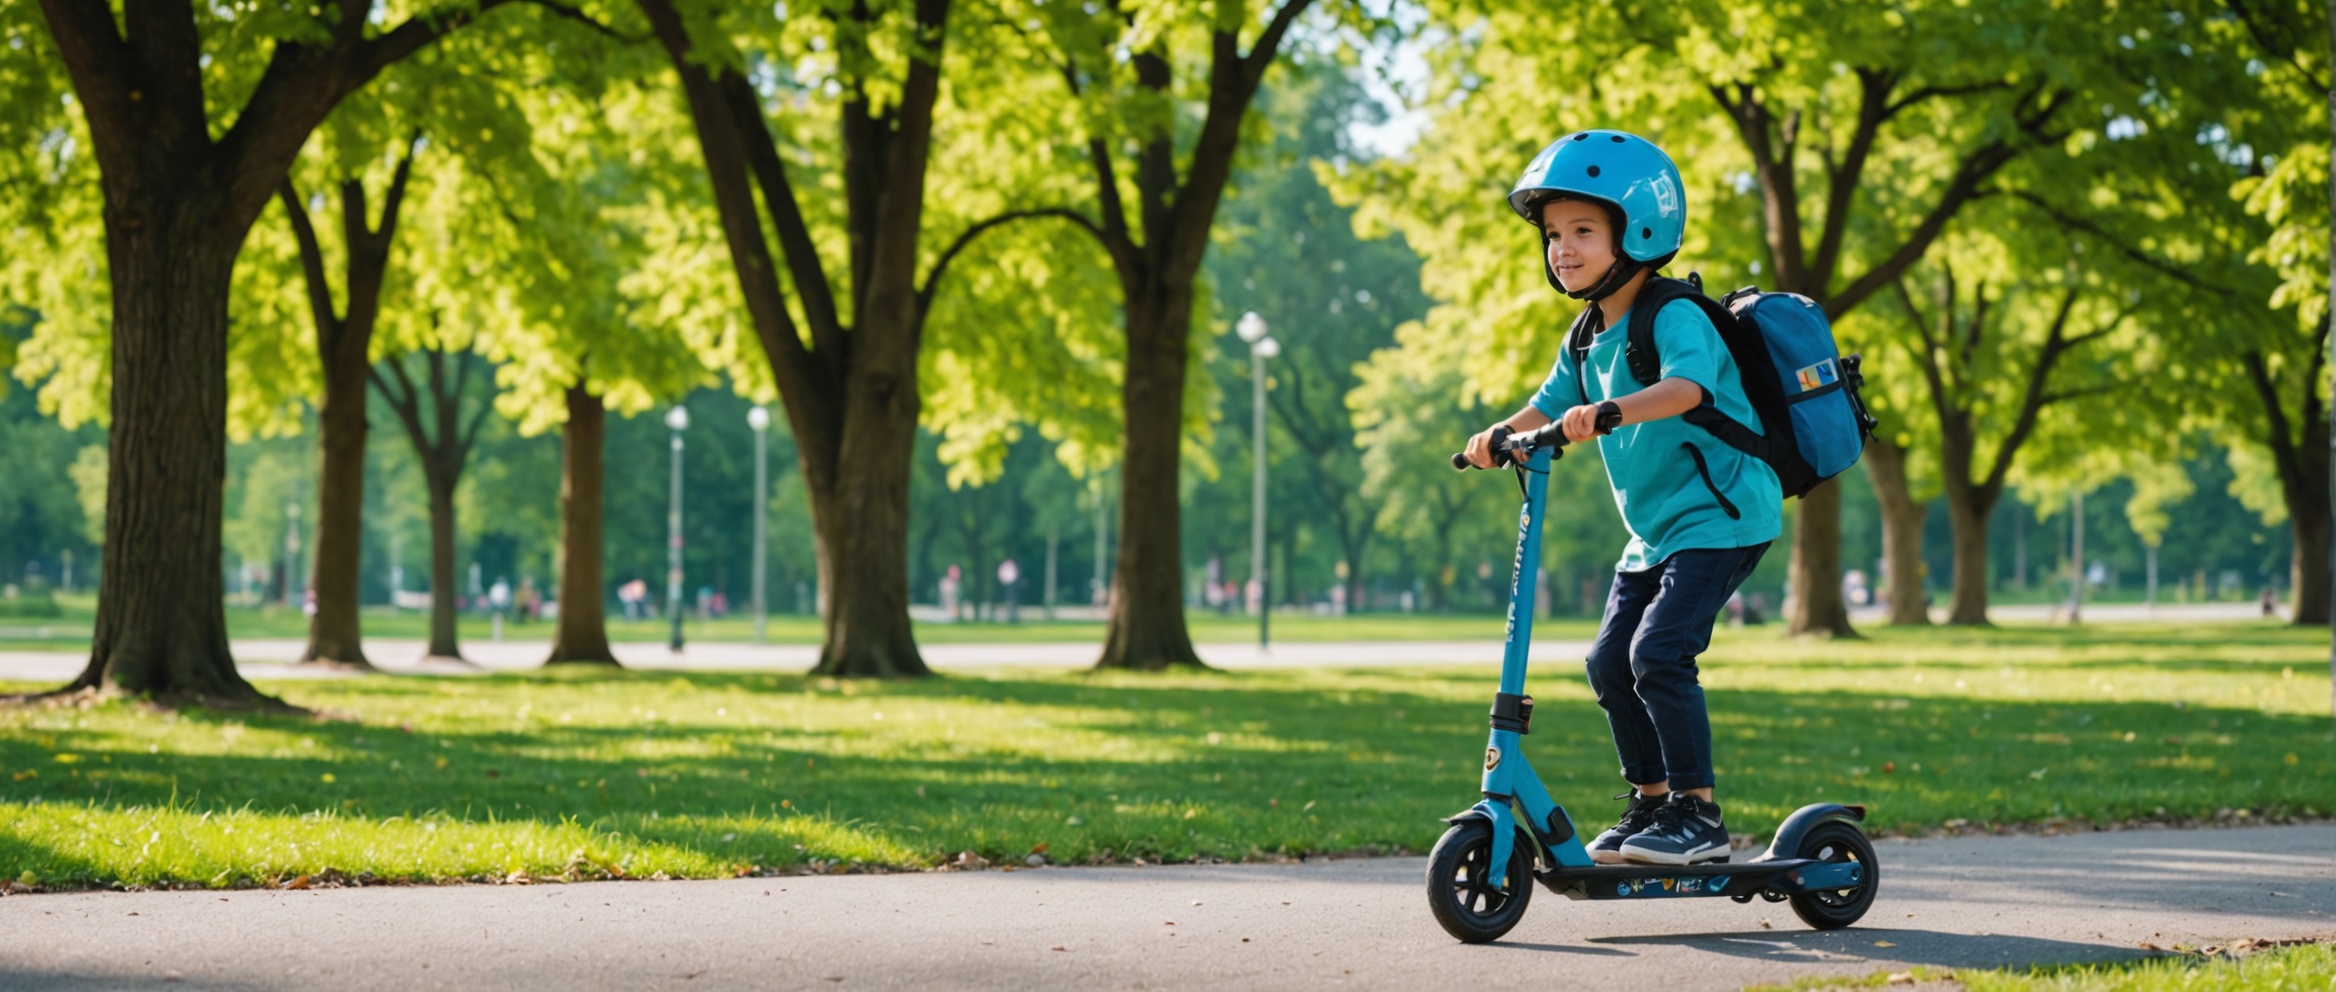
[1754,803,1867,862]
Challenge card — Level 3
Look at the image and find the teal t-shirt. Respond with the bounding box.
[1529,297,1783,572]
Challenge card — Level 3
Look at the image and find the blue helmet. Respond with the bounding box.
[1509,130,1685,299]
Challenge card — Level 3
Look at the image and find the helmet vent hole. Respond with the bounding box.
[1587,165,1601,178]
[1611,135,1626,142]
[1572,133,1588,141]
[1642,227,1653,239]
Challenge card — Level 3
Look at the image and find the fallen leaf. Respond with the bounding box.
[1886,973,1915,985]
[1874,940,1896,947]
[1050,946,1069,952]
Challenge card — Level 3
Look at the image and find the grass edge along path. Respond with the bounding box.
[1752,937,2336,992]
[0,622,2327,892]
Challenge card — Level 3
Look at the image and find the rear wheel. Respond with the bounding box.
[1787,820,1878,930]
[1425,819,1534,943]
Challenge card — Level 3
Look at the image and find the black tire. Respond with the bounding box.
[1788,820,1878,930]
[1425,819,1535,943]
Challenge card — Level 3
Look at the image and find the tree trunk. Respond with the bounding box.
[1098,298,1205,669]
[1863,437,1931,625]
[1785,479,1857,637]
[300,344,372,667]
[2294,364,2331,626]
[547,385,617,665]
[57,215,276,707]
[2293,491,2331,626]
[809,370,926,676]
[425,468,462,661]
[1944,494,1995,625]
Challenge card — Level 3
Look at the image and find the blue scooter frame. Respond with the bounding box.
[1428,424,1879,943]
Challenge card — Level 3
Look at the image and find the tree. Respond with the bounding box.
[634,0,1009,677]
[277,136,421,668]
[22,0,607,705]
[465,78,714,666]
[1857,402,1936,626]
[372,346,496,662]
[1889,241,2134,625]
[2221,0,2332,631]
[1009,0,1316,668]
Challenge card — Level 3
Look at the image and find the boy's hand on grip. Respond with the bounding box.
[1463,426,1503,469]
[1561,404,1604,443]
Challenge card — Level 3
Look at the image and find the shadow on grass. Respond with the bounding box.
[0,665,2327,885]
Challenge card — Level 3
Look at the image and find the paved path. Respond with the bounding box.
[0,826,2327,991]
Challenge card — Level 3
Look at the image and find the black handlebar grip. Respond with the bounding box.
[1448,451,1471,470]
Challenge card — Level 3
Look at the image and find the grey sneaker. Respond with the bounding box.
[1618,792,1729,865]
[1585,791,1665,865]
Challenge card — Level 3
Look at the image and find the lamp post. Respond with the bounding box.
[665,404,690,652]
[748,404,771,644]
[1235,311,1278,650]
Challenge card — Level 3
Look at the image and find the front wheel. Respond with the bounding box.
[1426,819,1535,943]
[1788,820,1878,930]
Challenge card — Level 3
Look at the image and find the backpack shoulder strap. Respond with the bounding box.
[1622,276,1698,387]
[1565,305,1598,408]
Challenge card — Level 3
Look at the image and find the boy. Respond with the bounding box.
[1462,130,1781,866]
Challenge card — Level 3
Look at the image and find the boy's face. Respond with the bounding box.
[1540,198,1617,294]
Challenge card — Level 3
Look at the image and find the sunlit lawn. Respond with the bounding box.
[0,622,2326,889]
[1761,942,2336,991]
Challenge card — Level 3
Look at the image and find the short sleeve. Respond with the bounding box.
[1528,350,1578,418]
[1651,298,1722,399]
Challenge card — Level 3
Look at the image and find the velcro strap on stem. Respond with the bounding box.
[1490,692,1535,734]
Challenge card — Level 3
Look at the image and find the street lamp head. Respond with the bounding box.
[747,405,770,431]
[665,405,691,432]
[1235,311,1268,344]
[1253,335,1281,360]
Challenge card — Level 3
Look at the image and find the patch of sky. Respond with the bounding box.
[1345,0,1433,159]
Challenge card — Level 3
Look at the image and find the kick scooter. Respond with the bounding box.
[1430,424,1878,944]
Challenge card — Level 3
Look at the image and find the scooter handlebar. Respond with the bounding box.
[1449,422,1569,470]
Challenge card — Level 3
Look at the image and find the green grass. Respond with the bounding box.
[0,593,1576,650]
[1762,941,2336,991]
[0,622,2327,889]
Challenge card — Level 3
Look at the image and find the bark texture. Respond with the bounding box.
[1707,69,2069,638]
[283,145,419,669]
[1102,301,1204,668]
[33,0,500,704]
[638,0,948,677]
[1863,436,1931,625]
[547,385,619,664]
[373,349,493,662]
[1785,482,1852,637]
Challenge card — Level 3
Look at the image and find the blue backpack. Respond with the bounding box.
[1566,273,1878,499]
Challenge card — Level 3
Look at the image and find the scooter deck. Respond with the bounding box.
[1536,857,1852,901]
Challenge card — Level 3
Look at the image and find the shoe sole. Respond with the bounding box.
[1590,847,1628,865]
[1617,843,1729,866]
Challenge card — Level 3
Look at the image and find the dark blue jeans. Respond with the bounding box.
[1584,543,1770,793]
